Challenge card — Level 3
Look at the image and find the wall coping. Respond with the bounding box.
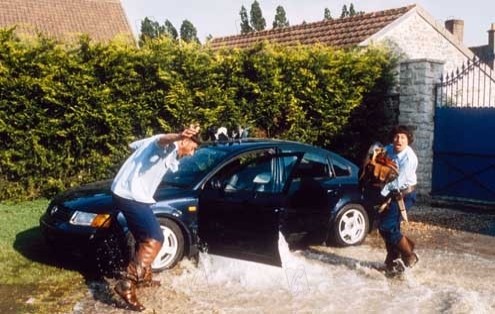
[400,58,445,65]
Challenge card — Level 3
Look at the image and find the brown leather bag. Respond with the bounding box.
[360,144,399,189]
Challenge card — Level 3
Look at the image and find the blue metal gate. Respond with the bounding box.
[433,56,495,205]
[431,107,495,204]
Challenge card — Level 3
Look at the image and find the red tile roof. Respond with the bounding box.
[210,5,415,49]
[0,0,133,42]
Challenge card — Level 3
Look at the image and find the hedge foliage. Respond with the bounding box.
[0,29,396,201]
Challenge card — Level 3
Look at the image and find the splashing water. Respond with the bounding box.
[160,232,495,313]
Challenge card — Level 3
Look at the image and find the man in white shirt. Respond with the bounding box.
[377,125,419,273]
[111,124,200,311]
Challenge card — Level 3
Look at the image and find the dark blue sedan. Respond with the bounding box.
[40,139,370,270]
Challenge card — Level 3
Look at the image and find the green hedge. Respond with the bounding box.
[0,29,396,201]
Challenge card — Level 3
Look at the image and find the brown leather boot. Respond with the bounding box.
[396,236,419,268]
[135,238,163,287]
[114,279,145,312]
[114,238,161,310]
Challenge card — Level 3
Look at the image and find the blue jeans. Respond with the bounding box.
[113,194,164,244]
[378,191,416,245]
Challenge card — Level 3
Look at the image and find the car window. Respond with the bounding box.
[162,146,228,187]
[331,157,351,177]
[219,150,277,193]
[292,152,330,179]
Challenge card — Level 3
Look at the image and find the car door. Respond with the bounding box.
[282,152,342,245]
[199,149,301,266]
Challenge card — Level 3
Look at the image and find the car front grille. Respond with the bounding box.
[49,205,73,221]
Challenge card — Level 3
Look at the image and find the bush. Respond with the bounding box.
[0,30,395,201]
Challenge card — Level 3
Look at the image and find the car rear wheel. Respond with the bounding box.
[151,217,185,271]
[331,204,369,246]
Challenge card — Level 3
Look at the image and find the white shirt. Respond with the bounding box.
[111,135,179,203]
[381,144,418,196]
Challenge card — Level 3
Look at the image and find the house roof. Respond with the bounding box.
[209,5,416,50]
[0,0,133,42]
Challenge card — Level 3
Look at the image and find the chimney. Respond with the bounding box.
[489,23,495,53]
[489,24,495,68]
[445,19,464,43]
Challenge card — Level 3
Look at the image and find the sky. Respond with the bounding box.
[120,1,494,47]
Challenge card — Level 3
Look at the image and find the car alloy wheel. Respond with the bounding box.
[151,217,185,271]
[332,204,369,246]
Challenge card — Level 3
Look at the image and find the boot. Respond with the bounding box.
[378,241,400,272]
[396,236,419,268]
[114,279,145,312]
[134,238,163,287]
[114,238,162,311]
[384,241,401,271]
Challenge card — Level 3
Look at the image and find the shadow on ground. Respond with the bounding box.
[12,227,121,310]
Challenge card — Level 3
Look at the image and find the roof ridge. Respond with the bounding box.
[211,4,416,43]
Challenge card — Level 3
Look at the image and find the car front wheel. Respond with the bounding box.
[331,204,369,246]
[151,217,185,271]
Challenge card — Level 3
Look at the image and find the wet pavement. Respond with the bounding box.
[74,203,495,313]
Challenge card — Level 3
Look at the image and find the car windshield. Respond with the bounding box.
[162,146,229,187]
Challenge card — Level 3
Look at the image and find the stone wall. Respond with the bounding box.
[398,59,444,198]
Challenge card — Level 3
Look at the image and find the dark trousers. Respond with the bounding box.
[113,194,164,244]
[378,191,416,245]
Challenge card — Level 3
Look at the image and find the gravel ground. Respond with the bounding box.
[365,202,495,259]
[74,202,495,313]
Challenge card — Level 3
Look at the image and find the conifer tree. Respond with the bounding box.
[140,17,162,41]
[250,0,266,31]
[349,3,356,17]
[164,19,178,39]
[340,5,349,18]
[240,5,253,34]
[324,8,333,20]
[273,5,289,28]
[180,20,199,43]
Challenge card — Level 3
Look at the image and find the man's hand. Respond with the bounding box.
[390,189,403,201]
[181,123,200,139]
[157,124,200,147]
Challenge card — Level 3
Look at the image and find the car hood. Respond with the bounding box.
[54,180,196,213]
[52,180,114,213]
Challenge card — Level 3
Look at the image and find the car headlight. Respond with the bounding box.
[70,211,111,228]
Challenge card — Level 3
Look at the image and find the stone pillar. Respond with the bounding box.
[399,59,444,200]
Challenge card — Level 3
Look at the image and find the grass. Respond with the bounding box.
[0,199,87,313]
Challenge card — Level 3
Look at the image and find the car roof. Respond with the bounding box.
[200,138,355,167]
[201,138,316,152]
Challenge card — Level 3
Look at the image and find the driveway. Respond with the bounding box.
[74,203,495,313]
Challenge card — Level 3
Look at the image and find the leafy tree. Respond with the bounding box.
[273,5,289,29]
[349,4,356,16]
[340,5,349,18]
[324,8,333,20]
[164,19,178,39]
[239,5,253,34]
[250,0,266,31]
[180,19,199,43]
